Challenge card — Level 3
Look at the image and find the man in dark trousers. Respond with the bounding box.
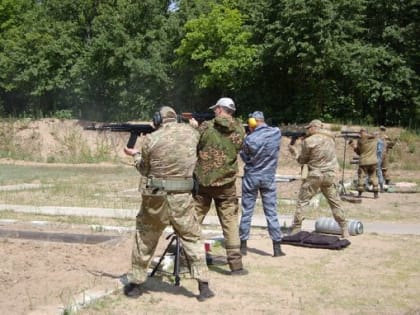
[239,111,285,257]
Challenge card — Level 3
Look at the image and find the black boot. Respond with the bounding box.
[273,241,286,257]
[197,281,215,302]
[123,282,142,298]
[374,191,379,199]
[240,240,247,256]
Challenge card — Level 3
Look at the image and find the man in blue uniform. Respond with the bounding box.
[239,111,285,257]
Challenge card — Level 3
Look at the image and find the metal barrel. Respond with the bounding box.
[314,217,363,236]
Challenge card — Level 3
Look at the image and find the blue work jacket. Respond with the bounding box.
[240,124,281,176]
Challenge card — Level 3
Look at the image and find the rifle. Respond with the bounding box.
[282,130,307,145]
[338,130,360,140]
[178,112,215,124]
[84,123,155,148]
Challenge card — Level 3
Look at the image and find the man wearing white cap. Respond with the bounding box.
[191,97,248,275]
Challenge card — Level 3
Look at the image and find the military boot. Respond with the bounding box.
[123,282,142,298]
[374,191,379,199]
[273,241,286,257]
[197,281,215,302]
[380,183,385,193]
[340,221,350,239]
[240,240,247,256]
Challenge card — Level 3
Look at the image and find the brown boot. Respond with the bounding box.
[374,191,379,199]
[197,281,215,301]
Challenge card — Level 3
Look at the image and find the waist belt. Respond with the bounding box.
[147,177,194,192]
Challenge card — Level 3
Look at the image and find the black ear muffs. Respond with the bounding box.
[152,111,162,128]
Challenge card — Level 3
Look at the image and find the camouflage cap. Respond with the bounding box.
[304,119,323,129]
[380,125,386,131]
[159,106,177,119]
[359,127,367,132]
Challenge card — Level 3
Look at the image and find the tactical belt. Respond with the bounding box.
[147,177,194,192]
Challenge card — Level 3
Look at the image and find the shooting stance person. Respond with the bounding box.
[288,119,349,238]
[123,106,214,301]
[349,128,379,198]
[239,111,285,257]
[190,97,248,275]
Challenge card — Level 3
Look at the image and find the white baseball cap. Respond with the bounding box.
[209,97,236,112]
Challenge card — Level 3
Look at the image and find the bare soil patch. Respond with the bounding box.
[0,119,419,314]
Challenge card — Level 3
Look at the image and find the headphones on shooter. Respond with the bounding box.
[152,110,162,128]
[247,117,257,129]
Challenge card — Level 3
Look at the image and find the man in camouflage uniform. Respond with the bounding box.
[123,106,214,301]
[379,126,395,185]
[239,111,285,257]
[349,128,379,198]
[190,97,248,275]
[288,119,349,238]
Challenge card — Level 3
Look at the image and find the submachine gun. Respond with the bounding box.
[84,123,155,148]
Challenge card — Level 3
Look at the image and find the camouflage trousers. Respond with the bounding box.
[293,174,346,226]
[194,182,243,271]
[129,190,209,285]
[358,164,378,192]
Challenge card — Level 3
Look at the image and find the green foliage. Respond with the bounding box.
[175,2,259,92]
[0,0,418,126]
[52,110,73,120]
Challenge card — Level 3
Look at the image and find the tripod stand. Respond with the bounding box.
[150,232,188,286]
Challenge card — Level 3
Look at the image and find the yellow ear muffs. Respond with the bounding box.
[248,117,257,128]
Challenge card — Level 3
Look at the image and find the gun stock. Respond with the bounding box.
[84,123,155,148]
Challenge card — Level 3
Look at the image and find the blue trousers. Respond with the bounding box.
[239,175,282,242]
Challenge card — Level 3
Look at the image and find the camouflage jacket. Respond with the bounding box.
[354,135,378,166]
[297,131,339,177]
[195,116,245,187]
[135,121,199,178]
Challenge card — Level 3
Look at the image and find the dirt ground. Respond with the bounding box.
[1,119,420,314]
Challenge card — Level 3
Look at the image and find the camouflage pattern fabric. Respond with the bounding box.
[128,121,209,285]
[194,116,245,187]
[296,131,339,176]
[194,182,243,271]
[292,131,346,227]
[193,115,245,272]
